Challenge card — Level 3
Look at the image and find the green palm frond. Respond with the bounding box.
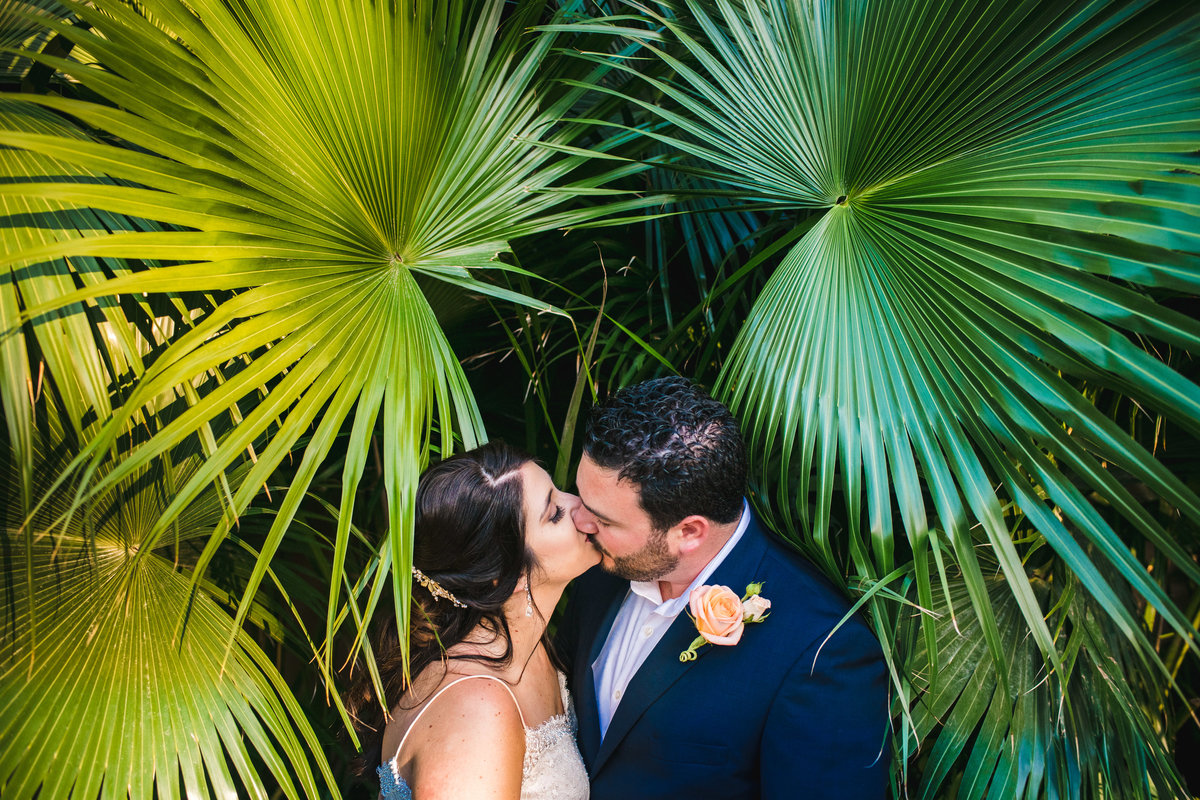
[0,0,657,672]
[0,99,177,510]
[0,1,69,62]
[564,0,1200,792]
[595,0,1199,640]
[900,550,1186,798]
[0,0,66,43]
[0,418,334,800]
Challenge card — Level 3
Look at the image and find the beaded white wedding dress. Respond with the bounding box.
[378,672,589,800]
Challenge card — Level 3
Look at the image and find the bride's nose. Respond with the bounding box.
[570,501,599,534]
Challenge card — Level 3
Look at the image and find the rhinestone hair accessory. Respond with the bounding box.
[412,567,467,608]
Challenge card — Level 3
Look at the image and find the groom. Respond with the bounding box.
[560,377,889,798]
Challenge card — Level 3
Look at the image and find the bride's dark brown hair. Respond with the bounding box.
[345,441,542,774]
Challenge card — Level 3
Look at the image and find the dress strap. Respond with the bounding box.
[387,674,525,765]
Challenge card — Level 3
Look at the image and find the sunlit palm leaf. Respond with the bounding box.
[0,420,335,800]
[0,0,70,78]
[0,99,178,512]
[0,0,656,677]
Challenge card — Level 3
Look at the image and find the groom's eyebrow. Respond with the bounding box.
[580,499,613,524]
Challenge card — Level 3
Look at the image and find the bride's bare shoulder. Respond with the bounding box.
[420,671,526,729]
[404,674,526,799]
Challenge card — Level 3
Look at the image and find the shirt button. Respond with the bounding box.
[642,625,654,637]
[613,689,623,701]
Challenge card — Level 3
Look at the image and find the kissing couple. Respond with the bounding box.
[348,377,889,799]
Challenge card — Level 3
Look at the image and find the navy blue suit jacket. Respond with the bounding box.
[558,512,889,799]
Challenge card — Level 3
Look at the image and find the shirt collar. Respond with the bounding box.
[628,499,751,615]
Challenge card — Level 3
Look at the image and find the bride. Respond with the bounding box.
[347,441,600,799]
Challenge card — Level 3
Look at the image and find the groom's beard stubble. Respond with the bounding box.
[596,527,679,582]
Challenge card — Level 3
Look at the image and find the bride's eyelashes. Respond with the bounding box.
[550,505,565,524]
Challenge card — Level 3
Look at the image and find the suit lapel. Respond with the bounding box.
[590,604,710,773]
[590,517,770,774]
[575,580,627,767]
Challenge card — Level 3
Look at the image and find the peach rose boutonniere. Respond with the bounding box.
[680,581,771,662]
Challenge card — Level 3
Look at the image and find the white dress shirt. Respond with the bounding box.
[591,501,750,739]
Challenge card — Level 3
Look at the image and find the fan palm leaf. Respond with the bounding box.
[0,410,335,800]
[559,0,1200,792]
[0,98,177,512]
[1,100,336,792]
[899,550,1185,799]
[0,0,658,678]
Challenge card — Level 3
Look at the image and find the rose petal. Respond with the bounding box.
[699,626,743,647]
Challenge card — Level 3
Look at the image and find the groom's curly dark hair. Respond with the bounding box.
[582,376,746,531]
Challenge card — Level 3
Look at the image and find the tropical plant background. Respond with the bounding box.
[1,0,1198,797]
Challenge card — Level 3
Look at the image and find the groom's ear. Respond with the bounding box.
[673,515,710,554]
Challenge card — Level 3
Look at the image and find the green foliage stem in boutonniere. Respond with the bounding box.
[680,582,771,662]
